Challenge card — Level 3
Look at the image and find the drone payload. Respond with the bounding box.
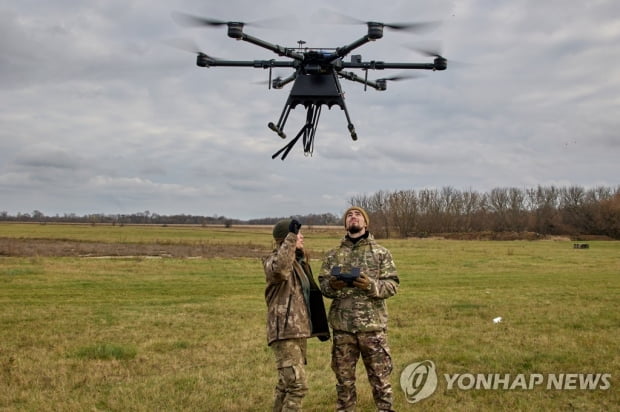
[173,12,447,160]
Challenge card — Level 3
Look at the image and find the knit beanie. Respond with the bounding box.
[272,219,292,241]
[343,206,370,228]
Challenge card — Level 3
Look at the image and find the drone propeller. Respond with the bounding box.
[315,9,440,33]
[409,40,474,71]
[163,37,202,54]
[171,11,295,30]
[163,37,218,58]
[405,42,450,70]
[374,73,422,90]
[254,75,284,87]
[381,21,439,33]
[411,46,444,58]
[404,40,444,56]
[378,73,422,82]
[254,76,280,85]
[171,12,247,28]
[162,37,218,68]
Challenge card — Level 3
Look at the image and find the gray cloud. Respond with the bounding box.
[1,0,618,219]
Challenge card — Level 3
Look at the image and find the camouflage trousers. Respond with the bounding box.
[270,338,308,412]
[331,330,394,412]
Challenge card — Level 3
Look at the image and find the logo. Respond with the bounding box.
[400,360,612,405]
[399,360,438,403]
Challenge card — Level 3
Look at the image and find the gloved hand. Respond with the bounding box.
[329,276,347,290]
[353,274,372,291]
[289,219,301,234]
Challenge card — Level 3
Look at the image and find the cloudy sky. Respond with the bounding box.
[1,0,618,220]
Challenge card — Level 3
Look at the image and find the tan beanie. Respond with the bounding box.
[343,206,369,228]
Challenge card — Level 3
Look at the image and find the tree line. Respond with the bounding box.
[349,185,620,239]
[2,185,619,239]
[0,210,341,227]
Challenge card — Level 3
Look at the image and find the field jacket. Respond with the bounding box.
[319,232,399,333]
[263,233,330,345]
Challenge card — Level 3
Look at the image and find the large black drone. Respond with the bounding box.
[173,12,447,160]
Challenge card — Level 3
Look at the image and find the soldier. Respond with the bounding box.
[263,219,330,412]
[319,207,399,412]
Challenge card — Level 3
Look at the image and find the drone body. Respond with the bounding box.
[175,13,447,160]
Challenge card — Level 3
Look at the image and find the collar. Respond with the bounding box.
[346,230,370,245]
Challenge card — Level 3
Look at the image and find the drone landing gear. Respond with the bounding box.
[269,72,358,160]
[270,104,357,160]
[271,104,321,160]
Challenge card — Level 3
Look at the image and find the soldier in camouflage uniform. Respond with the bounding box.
[263,219,330,412]
[319,207,399,412]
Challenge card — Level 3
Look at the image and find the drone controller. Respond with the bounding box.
[330,266,361,287]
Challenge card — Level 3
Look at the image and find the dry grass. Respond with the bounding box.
[0,223,618,411]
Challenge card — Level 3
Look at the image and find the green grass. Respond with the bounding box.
[0,224,618,411]
[0,222,274,245]
[74,343,137,361]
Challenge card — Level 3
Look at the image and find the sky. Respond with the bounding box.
[1,0,619,220]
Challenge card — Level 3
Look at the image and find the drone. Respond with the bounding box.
[173,12,447,160]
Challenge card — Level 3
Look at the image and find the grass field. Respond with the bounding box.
[0,223,618,411]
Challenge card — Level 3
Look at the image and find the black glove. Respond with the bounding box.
[289,219,301,234]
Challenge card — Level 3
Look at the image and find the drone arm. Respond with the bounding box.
[273,73,297,89]
[342,61,437,70]
[328,36,374,62]
[327,23,388,62]
[238,32,305,61]
[339,71,384,91]
[199,59,296,69]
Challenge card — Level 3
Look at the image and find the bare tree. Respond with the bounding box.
[527,186,561,234]
[389,190,418,237]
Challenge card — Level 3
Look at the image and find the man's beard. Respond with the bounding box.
[348,225,363,234]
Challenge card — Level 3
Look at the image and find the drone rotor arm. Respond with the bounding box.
[330,34,377,62]
[236,32,304,61]
[342,61,437,70]
[272,72,296,89]
[338,71,383,90]
[200,59,296,68]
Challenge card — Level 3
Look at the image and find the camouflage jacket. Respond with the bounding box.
[319,233,399,333]
[263,233,330,345]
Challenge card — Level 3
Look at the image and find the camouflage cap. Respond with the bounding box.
[343,206,369,228]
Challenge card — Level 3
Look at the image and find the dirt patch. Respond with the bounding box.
[0,238,270,259]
